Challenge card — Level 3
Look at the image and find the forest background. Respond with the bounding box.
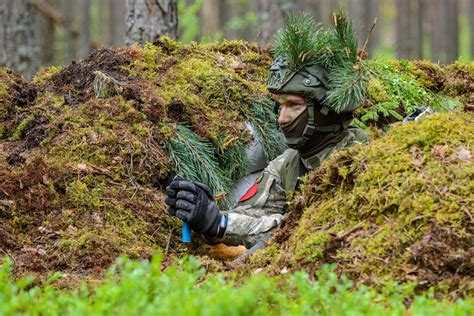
[1,0,473,80]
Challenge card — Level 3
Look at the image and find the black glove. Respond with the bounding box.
[165,176,183,216]
[165,177,226,238]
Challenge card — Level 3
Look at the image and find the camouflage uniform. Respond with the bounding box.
[166,13,372,249]
[219,127,368,248]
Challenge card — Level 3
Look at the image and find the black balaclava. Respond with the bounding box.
[280,99,351,159]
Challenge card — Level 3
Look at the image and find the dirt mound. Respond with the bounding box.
[252,111,473,297]
[0,39,276,282]
[1,38,472,288]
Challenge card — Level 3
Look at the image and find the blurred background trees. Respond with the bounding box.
[0,0,473,79]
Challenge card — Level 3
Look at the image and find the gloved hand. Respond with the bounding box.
[165,177,226,238]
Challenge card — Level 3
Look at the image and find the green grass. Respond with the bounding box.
[0,256,472,315]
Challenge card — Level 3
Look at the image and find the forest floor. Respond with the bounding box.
[0,39,473,302]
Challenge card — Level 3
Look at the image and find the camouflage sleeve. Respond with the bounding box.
[217,150,292,248]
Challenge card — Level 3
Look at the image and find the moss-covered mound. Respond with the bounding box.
[0,36,472,287]
[252,111,473,296]
[0,39,278,281]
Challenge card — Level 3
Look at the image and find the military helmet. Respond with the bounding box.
[267,11,368,113]
[267,56,330,103]
[267,11,369,149]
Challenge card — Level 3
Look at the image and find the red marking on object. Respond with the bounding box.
[239,183,259,203]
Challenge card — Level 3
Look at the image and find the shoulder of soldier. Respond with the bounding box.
[266,148,299,176]
[347,126,369,145]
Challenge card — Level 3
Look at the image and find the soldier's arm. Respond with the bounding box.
[210,151,291,248]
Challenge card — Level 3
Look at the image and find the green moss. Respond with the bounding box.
[32,65,61,84]
[367,78,389,102]
[10,115,34,141]
[0,68,11,102]
[258,111,473,294]
[0,81,7,101]
[67,178,106,209]
[128,42,164,80]
[295,229,331,261]
[411,60,444,89]
[250,243,280,267]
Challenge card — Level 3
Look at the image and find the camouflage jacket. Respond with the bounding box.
[218,127,368,248]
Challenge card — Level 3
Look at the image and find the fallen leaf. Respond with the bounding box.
[42,175,50,185]
[432,145,448,159]
[91,212,103,224]
[410,146,424,169]
[76,163,89,172]
[86,131,98,144]
[0,200,14,207]
[454,145,472,162]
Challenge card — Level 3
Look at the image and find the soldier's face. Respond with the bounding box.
[276,94,307,127]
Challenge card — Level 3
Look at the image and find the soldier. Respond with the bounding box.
[165,12,368,249]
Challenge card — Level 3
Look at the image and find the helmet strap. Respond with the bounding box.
[301,97,316,142]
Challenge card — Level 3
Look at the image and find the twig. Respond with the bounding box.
[1,248,15,264]
[32,0,79,37]
[164,227,175,257]
[32,0,64,27]
[362,17,378,55]
[462,207,473,222]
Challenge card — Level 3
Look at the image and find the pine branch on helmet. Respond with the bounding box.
[268,10,372,151]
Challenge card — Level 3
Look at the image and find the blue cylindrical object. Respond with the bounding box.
[182,222,192,242]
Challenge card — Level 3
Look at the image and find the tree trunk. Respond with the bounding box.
[320,0,343,25]
[200,0,220,40]
[443,0,458,63]
[349,0,379,56]
[61,0,78,62]
[431,0,459,63]
[125,0,178,45]
[110,0,126,47]
[99,0,111,46]
[396,0,422,59]
[0,0,39,79]
[295,0,322,23]
[78,0,91,59]
[36,0,57,66]
[256,0,293,47]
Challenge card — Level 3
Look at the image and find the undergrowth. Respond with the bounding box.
[0,256,472,316]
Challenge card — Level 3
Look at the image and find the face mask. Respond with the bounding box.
[281,108,309,149]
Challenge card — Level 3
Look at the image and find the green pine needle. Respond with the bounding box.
[247,97,286,162]
[218,138,250,183]
[331,8,358,63]
[165,124,234,208]
[274,10,369,113]
[274,12,324,68]
[326,62,369,113]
